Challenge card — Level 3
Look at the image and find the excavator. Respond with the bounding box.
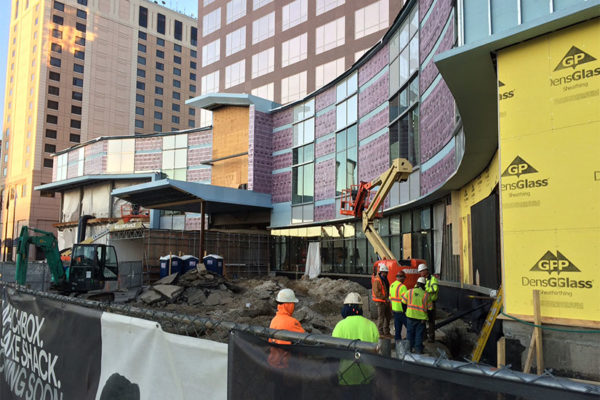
[15,225,119,301]
[340,158,424,289]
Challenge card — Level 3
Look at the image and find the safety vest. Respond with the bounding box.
[401,287,430,320]
[332,316,378,385]
[371,275,388,303]
[425,275,439,302]
[389,281,407,312]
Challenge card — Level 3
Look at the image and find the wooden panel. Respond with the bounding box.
[211,106,249,189]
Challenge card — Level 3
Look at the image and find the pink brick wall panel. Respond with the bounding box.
[314,158,335,201]
[315,137,335,159]
[134,153,162,171]
[273,108,293,130]
[420,22,454,93]
[273,152,292,170]
[315,204,335,222]
[316,108,336,138]
[66,151,79,179]
[420,81,455,162]
[187,169,211,183]
[359,44,389,86]
[249,109,273,193]
[358,73,389,119]
[316,87,336,110]
[185,216,204,230]
[273,127,293,152]
[358,134,390,183]
[420,150,455,195]
[272,171,292,203]
[358,107,389,141]
[187,148,212,168]
[135,137,162,151]
[420,0,453,60]
[420,0,435,21]
[188,130,212,146]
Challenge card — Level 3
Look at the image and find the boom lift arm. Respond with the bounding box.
[341,158,413,260]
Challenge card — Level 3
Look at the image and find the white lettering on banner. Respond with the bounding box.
[1,301,63,399]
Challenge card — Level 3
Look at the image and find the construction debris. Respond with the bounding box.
[131,268,370,341]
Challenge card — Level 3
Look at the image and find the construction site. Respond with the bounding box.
[1,0,599,398]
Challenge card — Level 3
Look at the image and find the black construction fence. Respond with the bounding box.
[1,282,599,400]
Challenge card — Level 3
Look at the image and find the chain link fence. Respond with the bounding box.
[1,282,598,398]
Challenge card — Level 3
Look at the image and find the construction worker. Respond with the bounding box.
[269,288,305,343]
[401,276,432,354]
[332,292,378,393]
[332,292,379,343]
[372,265,392,337]
[419,263,439,341]
[268,288,304,369]
[389,271,408,341]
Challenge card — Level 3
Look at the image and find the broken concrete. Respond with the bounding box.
[153,284,184,300]
[154,273,179,286]
[139,288,162,304]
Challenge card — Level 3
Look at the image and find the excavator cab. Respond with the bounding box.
[70,244,119,292]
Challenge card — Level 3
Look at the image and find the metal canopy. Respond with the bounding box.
[111,179,272,214]
[34,173,160,192]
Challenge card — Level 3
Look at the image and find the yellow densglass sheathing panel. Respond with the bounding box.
[498,18,600,326]
[458,151,499,285]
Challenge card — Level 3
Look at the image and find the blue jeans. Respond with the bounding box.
[406,317,426,354]
[393,311,406,340]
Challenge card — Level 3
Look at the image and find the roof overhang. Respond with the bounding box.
[186,93,280,113]
[34,173,162,192]
[111,179,272,214]
[433,3,600,189]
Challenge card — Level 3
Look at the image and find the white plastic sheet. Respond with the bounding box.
[96,313,228,400]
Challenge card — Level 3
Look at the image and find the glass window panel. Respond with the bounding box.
[173,169,187,180]
[336,82,346,103]
[409,36,419,74]
[400,48,409,85]
[336,130,346,152]
[305,144,314,161]
[409,7,419,37]
[293,124,302,147]
[347,95,358,125]
[252,47,274,78]
[282,0,308,31]
[401,211,411,233]
[400,21,409,49]
[202,39,220,67]
[226,0,246,24]
[315,17,345,55]
[175,134,187,148]
[203,8,221,36]
[409,76,419,103]
[292,205,303,223]
[303,119,314,143]
[163,150,175,169]
[163,135,175,150]
[412,209,421,231]
[252,12,275,44]
[348,146,357,185]
[390,32,400,61]
[336,102,346,131]
[303,163,314,202]
[226,26,246,56]
[389,122,399,160]
[174,148,187,168]
[347,125,357,147]
[347,73,358,95]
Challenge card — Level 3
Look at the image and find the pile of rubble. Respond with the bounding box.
[132,264,371,341]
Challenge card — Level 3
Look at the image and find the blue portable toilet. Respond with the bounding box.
[159,255,183,278]
[203,254,223,276]
[181,255,199,273]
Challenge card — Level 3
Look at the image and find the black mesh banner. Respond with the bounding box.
[228,330,598,400]
[0,286,103,400]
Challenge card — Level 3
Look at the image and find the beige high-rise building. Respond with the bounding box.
[196,0,404,126]
[1,0,197,259]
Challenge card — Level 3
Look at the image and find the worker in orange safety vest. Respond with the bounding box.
[268,288,305,368]
[372,265,392,337]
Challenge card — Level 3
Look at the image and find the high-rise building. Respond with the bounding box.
[1,0,197,259]
[196,0,404,126]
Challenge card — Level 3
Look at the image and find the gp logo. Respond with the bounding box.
[554,46,597,71]
[530,250,581,275]
[501,156,538,178]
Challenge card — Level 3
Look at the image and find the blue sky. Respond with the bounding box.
[0,0,198,134]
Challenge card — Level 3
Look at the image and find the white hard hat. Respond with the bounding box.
[417,263,429,272]
[417,277,427,285]
[276,288,298,303]
[343,292,362,305]
[379,265,389,272]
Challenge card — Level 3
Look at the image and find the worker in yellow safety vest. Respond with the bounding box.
[418,263,439,342]
[389,271,408,341]
[401,277,432,354]
[332,292,378,395]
